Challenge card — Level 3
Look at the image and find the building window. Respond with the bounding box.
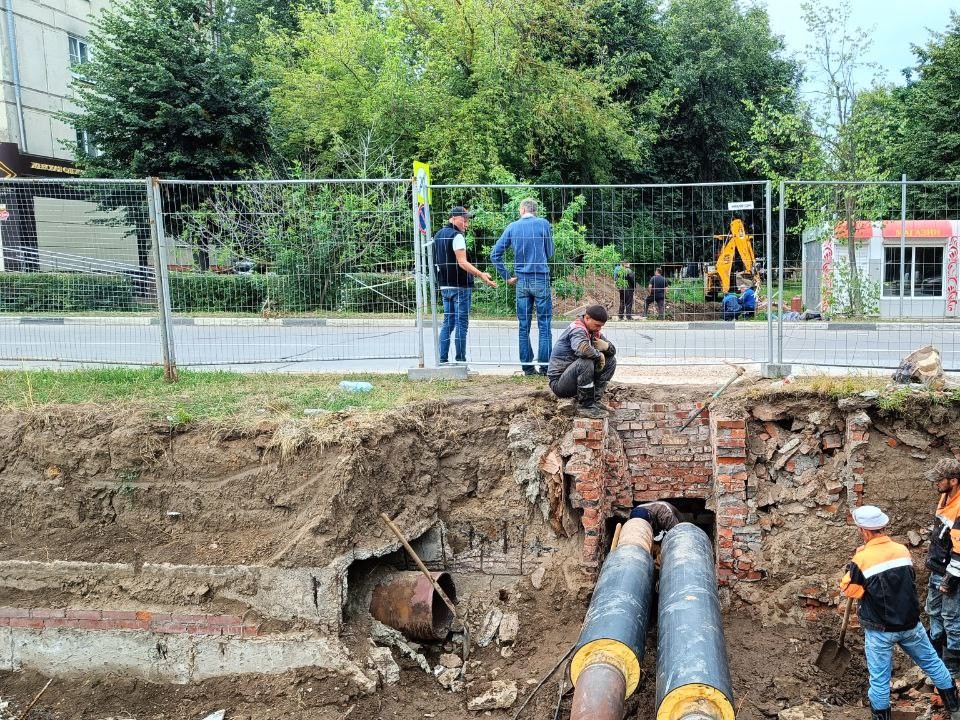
[68,35,89,78]
[75,128,98,157]
[883,246,944,297]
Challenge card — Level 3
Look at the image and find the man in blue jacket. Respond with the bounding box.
[490,198,556,375]
[739,282,757,319]
[721,289,741,321]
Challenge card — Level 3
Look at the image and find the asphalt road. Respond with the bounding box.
[1,316,958,373]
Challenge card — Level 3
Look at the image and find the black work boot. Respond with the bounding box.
[945,649,960,680]
[576,385,607,419]
[870,707,891,720]
[939,681,960,720]
[594,382,614,412]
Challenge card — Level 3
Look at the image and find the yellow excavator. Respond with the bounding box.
[704,219,758,302]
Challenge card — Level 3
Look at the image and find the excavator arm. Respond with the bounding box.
[712,219,755,293]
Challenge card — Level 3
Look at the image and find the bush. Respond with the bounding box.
[338,272,416,313]
[0,272,136,312]
[168,272,284,313]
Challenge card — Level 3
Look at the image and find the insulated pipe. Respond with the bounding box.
[656,523,735,720]
[570,518,655,720]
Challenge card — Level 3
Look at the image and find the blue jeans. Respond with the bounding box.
[863,622,954,710]
[927,572,960,650]
[439,287,472,363]
[516,276,552,372]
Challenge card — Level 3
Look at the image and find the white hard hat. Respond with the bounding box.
[852,505,889,530]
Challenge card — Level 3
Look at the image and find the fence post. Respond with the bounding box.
[900,174,907,318]
[423,182,439,367]
[147,177,178,382]
[411,182,425,368]
[765,180,773,364]
[777,180,786,366]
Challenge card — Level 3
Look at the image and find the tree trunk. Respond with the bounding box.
[843,191,863,315]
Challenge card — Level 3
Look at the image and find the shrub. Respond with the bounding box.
[167,272,283,313]
[0,272,136,312]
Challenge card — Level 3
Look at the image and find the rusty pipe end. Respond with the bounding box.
[571,661,627,720]
[370,571,458,641]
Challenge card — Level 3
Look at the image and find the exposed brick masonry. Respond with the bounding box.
[0,606,258,636]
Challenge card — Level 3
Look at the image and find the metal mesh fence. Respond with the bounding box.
[426,181,773,367]
[155,179,417,368]
[0,179,161,367]
[781,180,960,371]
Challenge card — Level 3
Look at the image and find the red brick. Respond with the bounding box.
[66,609,102,620]
[102,610,140,620]
[242,625,259,637]
[30,608,65,619]
[76,618,107,630]
[0,607,29,618]
[9,617,44,629]
[716,456,745,465]
[716,419,745,429]
[151,622,190,633]
[112,619,149,631]
[221,625,243,636]
[42,618,77,629]
[729,429,746,439]
[887,438,898,447]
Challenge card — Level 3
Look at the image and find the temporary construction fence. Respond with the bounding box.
[0,176,957,374]
[782,179,960,371]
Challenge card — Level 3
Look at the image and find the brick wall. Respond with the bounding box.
[562,398,712,571]
[0,606,258,636]
[711,416,761,584]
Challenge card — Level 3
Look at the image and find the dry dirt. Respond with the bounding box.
[2,382,959,719]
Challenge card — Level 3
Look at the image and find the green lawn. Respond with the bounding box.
[0,369,542,423]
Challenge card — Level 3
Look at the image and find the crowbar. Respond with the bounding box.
[678,363,746,431]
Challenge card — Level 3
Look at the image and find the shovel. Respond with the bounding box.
[816,597,853,675]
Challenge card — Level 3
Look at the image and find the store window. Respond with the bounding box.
[883,246,944,297]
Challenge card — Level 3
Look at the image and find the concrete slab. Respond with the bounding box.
[407,365,469,380]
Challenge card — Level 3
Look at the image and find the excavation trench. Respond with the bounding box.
[0,382,958,720]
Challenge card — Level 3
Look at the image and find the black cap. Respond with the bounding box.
[449,205,474,219]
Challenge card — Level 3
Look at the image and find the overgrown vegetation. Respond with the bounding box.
[0,273,141,312]
[0,369,542,422]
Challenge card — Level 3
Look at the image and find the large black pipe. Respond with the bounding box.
[570,518,655,720]
[656,523,734,720]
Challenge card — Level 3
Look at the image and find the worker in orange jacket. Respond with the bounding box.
[926,459,960,676]
[841,505,960,720]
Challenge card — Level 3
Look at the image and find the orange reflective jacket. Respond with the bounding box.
[841,535,919,632]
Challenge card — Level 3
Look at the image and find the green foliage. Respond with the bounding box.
[174,175,411,311]
[339,273,417,313]
[0,273,137,313]
[168,272,280,313]
[894,14,960,180]
[824,260,881,318]
[64,0,270,178]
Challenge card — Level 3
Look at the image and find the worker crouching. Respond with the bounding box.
[840,505,960,720]
[547,304,617,419]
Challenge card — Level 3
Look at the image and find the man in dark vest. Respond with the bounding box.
[434,206,497,364]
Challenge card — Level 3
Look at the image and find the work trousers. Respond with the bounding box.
[618,288,635,319]
[549,357,617,398]
[863,622,953,710]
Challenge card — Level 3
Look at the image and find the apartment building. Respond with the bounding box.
[0,0,109,178]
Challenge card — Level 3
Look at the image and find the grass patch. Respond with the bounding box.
[0,368,542,423]
[799,375,888,398]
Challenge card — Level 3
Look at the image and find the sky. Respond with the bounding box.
[763,0,956,93]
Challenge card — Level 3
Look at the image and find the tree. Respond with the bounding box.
[797,0,891,315]
[64,0,271,178]
[895,14,960,180]
[649,0,801,182]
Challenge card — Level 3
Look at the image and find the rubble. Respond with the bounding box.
[368,647,400,686]
[439,653,463,669]
[435,668,463,691]
[370,621,432,674]
[476,608,503,648]
[778,703,825,720]
[530,566,546,589]
[497,613,519,644]
[467,681,518,711]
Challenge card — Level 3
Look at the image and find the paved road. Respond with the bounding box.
[1,316,958,373]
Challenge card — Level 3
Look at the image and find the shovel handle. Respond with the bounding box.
[837,597,853,647]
